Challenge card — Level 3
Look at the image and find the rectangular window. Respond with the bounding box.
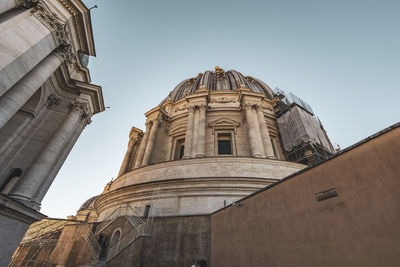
[217,133,232,155]
[174,139,185,159]
[179,144,185,159]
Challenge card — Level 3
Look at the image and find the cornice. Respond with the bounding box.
[58,0,96,56]
[53,65,104,114]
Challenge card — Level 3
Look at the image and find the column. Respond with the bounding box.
[0,0,24,15]
[118,138,137,176]
[0,52,63,129]
[134,121,152,168]
[191,107,200,158]
[256,105,276,159]
[126,141,139,171]
[183,106,194,159]
[244,104,263,158]
[196,104,206,157]
[141,117,160,167]
[32,110,89,205]
[9,101,88,209]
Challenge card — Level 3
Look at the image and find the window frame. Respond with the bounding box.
[213,129,237,156]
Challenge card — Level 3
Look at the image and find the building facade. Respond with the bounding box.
[93,67,333,221]
[10,67,342,266]
[0,0,104,265]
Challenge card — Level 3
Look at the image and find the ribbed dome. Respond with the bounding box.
[78,195,99,211]
[168,67,275,102]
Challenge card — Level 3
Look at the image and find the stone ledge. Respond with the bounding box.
[0,193,45,224]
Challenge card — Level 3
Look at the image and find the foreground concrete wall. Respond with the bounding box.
[211,125,400,267]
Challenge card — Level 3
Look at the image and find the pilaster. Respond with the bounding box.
[183,105,195,159]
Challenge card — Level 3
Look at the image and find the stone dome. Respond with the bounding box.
[168,67,275,102]
[78,195,99,211]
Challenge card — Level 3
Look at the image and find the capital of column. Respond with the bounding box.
[187,105,196,113]
[130,131,144,142]
[145,120,153,129]
[71,101,92,126]
[55,45,76,65]
[154,113,166,126]
[31,1,76,65]
[242,103,254,111]
[198,103,207,111]
[255,103,264,113]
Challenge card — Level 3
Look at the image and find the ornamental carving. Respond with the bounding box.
[212,97,235,104]
[174,106,187,113]
[187,105,196,113]
[71,101,91,125]
[129,128,144,141]
[198,104,207,111]
[242,103,254,111]
[46,94,61,107]
[145,120,153,129]
[31,1,76,65]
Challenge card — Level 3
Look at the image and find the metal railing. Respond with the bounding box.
[84,227,101,259]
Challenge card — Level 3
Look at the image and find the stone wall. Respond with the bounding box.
[0,214,31,266]
[211,124,400,267]
[108,215,211,267]
[96,157,305,219]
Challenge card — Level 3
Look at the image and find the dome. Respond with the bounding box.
[78,195,99,211]
[168,67,274,102]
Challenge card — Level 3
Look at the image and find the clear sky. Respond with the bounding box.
[41,0,400,218]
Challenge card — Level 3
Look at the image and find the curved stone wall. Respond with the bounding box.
[95,157,305,220]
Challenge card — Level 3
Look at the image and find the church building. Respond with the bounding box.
[3,0,400,266]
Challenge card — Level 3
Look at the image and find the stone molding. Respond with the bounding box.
[95,177,277,219]
[111,157,305,190]
[208,117,241,133]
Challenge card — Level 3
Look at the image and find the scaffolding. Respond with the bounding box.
[274,88,335,166]
[9,218,73,267]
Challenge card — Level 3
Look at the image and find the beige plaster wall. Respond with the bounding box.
[211,125,400,267]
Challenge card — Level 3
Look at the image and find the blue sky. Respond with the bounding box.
[41,0,400,218]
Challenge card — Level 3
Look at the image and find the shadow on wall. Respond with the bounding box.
[0,168,22,194]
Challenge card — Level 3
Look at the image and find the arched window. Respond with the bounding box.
[0,168,22,194]
[109,228,122,248]
[107,228,122,259]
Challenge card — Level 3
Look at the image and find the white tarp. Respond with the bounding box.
[277,106,334,153]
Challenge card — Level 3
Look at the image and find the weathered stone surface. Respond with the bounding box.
[108,215,211,267]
